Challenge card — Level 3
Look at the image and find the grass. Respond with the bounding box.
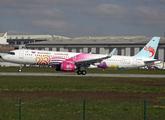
[0,76,165,99]
[0,99,165,120]
[0,66,165,74]
[0,76,165,93]
[0,75,165,119]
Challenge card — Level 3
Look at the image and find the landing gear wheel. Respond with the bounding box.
[77,70,82,75]
[81,70,86,75]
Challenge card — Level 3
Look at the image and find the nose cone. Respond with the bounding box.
[1,54,8,61]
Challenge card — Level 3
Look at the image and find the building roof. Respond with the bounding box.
[0,32,5,37]
[73,36,146,40]
[27,36,165,45]
[7,35,70,40]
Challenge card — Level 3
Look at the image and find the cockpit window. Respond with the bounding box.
[8,52,15,55]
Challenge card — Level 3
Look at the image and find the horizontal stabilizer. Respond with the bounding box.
[144,60,162,66]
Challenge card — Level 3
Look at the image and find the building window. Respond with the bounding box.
[17,41,21,45]
[130,47,134,56]
[9,42,15,45]
[68,48,72,52]
[56,47,60,51]
[88,48,91,53]
[118,48,121,55]
[140,47,143,51]
[96,47,99,54]
[109,48,113,52]
[76,48,79,53]
[49,47,52,51]
[24,42,29,44]
[155,47,159,59]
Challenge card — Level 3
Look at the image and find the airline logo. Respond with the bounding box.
[35,56,51,65]
[32,51,36,54]
[66,65,73,69]
[144,46,155,57]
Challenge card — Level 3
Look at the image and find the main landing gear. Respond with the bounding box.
[77,70,87,75]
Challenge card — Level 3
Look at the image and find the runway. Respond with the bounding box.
[0,72,165,78]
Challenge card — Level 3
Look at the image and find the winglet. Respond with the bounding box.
[109,48,116,57]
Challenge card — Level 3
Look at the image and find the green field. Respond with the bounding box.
[0,75,165,119]
[0,76,165,97]
[0,67,165,119]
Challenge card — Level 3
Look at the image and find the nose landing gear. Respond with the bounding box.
[18,64,22,72]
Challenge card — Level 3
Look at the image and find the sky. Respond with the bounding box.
[1,0,165,38]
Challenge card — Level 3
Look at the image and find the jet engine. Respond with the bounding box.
[56,61,75,72]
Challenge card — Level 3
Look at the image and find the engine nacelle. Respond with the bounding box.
[61,61,75,72]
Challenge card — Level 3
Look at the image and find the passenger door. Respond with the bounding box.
[19,50,24,59]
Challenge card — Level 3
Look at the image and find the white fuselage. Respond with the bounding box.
[2,49,147,70]
[97,55,145,70]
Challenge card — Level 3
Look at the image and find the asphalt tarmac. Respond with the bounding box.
[0,72,165,78]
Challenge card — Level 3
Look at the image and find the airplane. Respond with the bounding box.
[2,37,160,75]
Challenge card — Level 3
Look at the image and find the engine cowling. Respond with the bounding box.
[61,61,75,72]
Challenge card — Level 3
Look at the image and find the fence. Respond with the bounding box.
[0,99,165,120]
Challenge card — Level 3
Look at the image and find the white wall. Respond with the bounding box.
[126,48,130,56]
[134,48,140,55]
[83,48,88,53]
[0,32,8,44]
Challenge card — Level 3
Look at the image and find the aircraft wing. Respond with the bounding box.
[75,48,116,67]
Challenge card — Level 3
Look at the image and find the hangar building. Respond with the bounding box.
[25,36,165,63]
[7,34,70,49]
